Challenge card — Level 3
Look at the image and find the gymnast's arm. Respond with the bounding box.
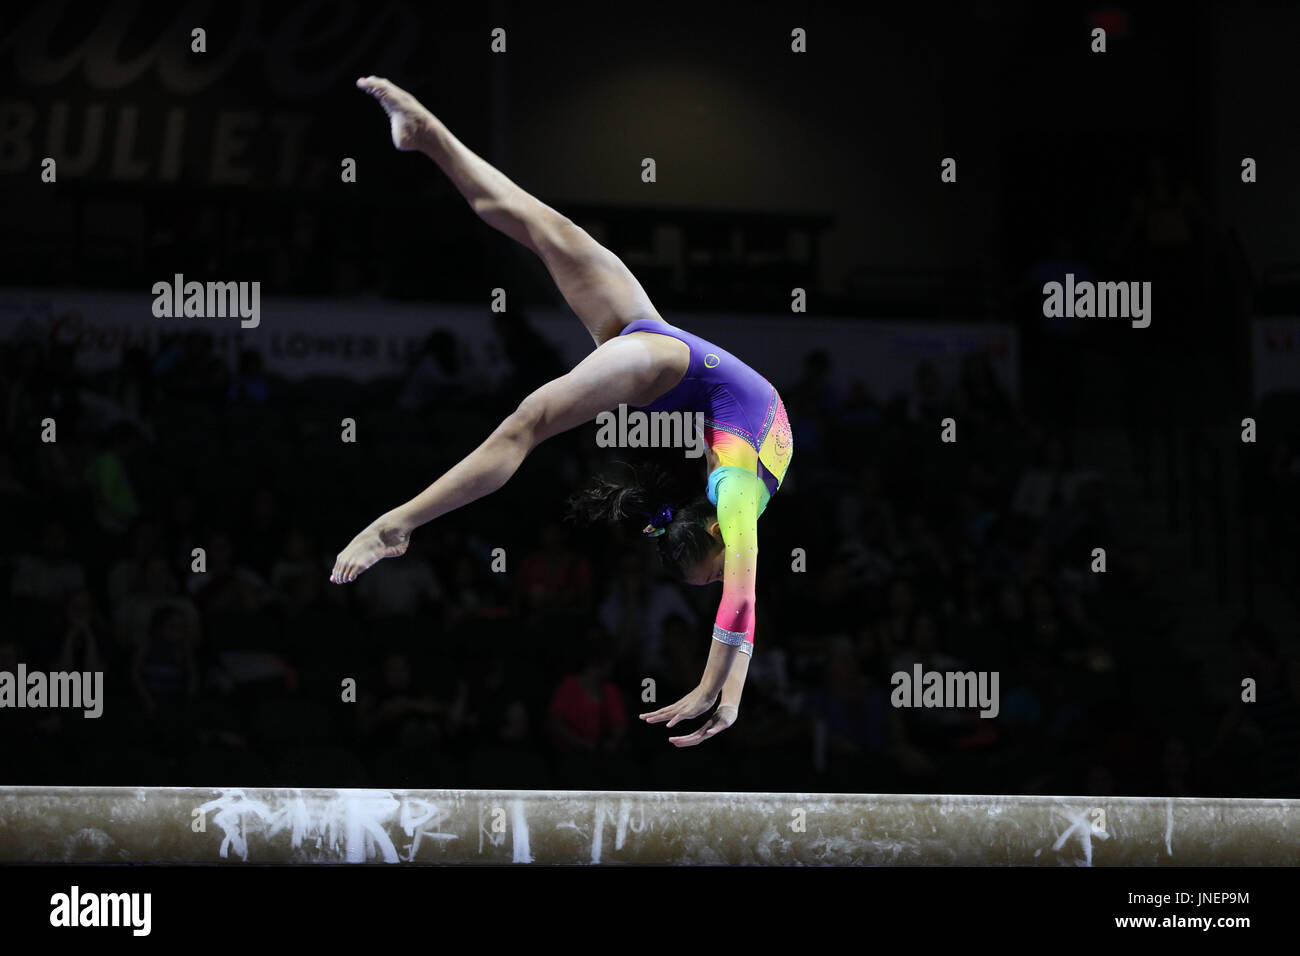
[696,468,763,697]
[639,469,761,744]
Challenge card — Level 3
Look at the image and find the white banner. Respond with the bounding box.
[0,287,510,385]
[0,287,1019,401]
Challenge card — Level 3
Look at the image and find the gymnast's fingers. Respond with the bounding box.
[667,726,711,748]
[640,695,693,721]
[639,703,677,723]
[669,715,727,748]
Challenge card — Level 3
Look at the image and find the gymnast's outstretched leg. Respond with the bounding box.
[356,76,664,346]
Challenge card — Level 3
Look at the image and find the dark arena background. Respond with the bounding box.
[1,0,1296,939]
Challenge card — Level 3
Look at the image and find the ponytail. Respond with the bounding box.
[567,462,718,579]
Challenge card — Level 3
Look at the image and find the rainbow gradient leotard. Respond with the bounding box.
[619,319,794,656]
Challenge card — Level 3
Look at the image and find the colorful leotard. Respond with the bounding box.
[619,319,794,656]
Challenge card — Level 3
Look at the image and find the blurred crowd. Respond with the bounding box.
[1,314,1297,797]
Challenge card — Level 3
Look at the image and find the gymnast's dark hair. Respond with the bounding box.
[566,462,717,580]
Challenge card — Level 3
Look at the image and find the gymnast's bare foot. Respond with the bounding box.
[356,76,432,151]
[330,517,411,583]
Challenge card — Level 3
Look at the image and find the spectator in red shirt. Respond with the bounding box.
[515,521,592,618]
[548,651,625,753]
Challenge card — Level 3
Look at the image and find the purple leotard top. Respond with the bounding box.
[618,318,792,499]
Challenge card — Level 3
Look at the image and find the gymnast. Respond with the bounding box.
[331,78,793,747]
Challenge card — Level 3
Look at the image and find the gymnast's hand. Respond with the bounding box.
[639,685,723,736]
[665,703,737,748]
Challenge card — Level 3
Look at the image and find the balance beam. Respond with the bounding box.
[0,787,1295,865]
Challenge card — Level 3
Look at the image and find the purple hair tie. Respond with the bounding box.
[642,505,673,537]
